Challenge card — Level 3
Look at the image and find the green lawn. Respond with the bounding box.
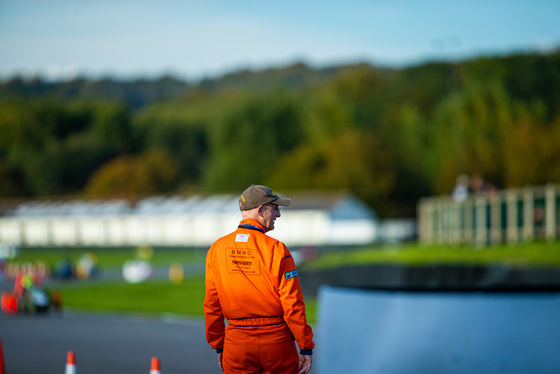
[56,277,206,317]
[10,246,206,268]
[300,241,560,271]
[54,278,318,323]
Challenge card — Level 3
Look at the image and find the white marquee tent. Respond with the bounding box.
[0,192,381,248]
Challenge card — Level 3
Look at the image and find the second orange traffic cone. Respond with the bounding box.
[150,357,161,374]
[65,351,76,374]
[0,338,6,374]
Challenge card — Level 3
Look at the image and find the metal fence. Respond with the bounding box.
[418,184,560,245]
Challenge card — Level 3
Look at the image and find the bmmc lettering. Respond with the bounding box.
[231,249,252,255]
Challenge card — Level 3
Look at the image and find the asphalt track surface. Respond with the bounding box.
[0,311,219,374]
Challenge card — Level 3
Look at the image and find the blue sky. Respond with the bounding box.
[1,0,559,81]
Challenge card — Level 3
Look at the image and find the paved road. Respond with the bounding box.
[0,312,219,374]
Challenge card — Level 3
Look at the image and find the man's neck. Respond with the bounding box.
[241,211,267,232]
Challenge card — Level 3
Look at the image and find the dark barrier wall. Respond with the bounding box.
[317,286,560,374]
[300,264,560,298]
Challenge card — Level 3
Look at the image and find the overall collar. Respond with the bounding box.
[238,219,265,234]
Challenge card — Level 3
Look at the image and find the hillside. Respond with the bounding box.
[1,50,559,217]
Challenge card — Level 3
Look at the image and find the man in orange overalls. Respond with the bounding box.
[204,185,314,374]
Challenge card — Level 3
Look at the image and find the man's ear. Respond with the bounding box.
[257,205,264,216]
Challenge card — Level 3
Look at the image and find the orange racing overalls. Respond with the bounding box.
[204,218,314,373]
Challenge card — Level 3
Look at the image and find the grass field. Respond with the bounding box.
[300,241,560,271]
[52,277,319,323]
[9,246,206,268]
[6,241,559,324]
[56,278,207,317]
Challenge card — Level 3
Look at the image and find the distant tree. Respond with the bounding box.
[0,158,22,196]
[373,103,436,215]
[84,150,178,197]
[0,98,137,196]
[0,99,48,149]
[90,101,135,154]
[134,107,210,188]
[47,133,114,194]
[270,130,395,215]
[204,92,303,191]
[0,99,68,194]
[427,80,518,194]
[502,51,560,121]
[503,111,560,186]
[151,121,208,185]
[388,62,453,115]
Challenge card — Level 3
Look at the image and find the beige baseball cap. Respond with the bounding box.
[239,185,291,211]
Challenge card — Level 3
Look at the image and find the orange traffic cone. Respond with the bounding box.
[150,357,161,374]
[0,338,6,374]
[65,351,76,374]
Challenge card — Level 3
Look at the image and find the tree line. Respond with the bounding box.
[1,50,559,217]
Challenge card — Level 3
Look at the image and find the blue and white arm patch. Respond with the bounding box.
[284,270,298,280]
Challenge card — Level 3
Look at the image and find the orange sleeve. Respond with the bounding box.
[277,243,315,352]
[204,245,225,350]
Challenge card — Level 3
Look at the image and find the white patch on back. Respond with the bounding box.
[235,233,250,242]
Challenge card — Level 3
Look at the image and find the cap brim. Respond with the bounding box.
[273,197,291,206]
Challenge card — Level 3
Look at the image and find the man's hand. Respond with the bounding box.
[298,354,313,374]
[217,351,224,371]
